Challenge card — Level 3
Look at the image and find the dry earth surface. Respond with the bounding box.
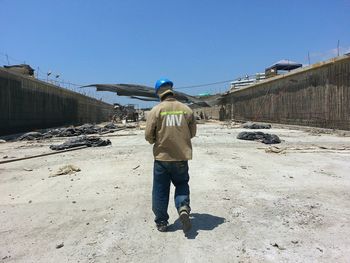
[0,122,350,263]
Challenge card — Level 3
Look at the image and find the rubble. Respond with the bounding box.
[55,243,64,249]
[104,123,117,129]
[223,121,241,129]
[49,165,81,177]
[265,146,286,153]
[16,123,120,141]
[270,242,286,250]
[18,132,43,140]
[264,145,350,154]
[237,131,281,144]
[242,122,271,129]
[132,165,140,170]
[49,136,111,151]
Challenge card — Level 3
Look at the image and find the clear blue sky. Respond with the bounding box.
[1,0,349,107]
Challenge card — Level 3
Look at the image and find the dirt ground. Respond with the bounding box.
[0,122,350,263]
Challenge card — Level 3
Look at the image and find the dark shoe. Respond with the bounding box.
[178,206,192,232]
[156,221,168,232]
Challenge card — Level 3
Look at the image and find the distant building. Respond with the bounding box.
[230,73,265,90]
[265,59,302,78]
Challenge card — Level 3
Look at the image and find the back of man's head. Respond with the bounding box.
[155,78,174,100]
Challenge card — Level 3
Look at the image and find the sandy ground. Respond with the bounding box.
[0,123,350,263]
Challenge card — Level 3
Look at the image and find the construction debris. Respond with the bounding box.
[104,123,117,129]
[133,165,140,170]
[49,136,111,151]
[270,242,286,250]
[265,146,287,154]
[49,165,81,177]
[125,123,138,129]
[242,122,271,129]
[17,123,121,141]
[18,132,43,140]
[55,242,64,249]
[222,121,241,129]
[0,146,87,165]
[237,131,281,144]
[264,145,350,154]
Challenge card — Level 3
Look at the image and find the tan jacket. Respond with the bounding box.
[145,97,197,161]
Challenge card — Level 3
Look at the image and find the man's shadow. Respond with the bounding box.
[167,213,225,239]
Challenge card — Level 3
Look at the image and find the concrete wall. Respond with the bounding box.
[0,68,114,135]
[217,55,350,130]
[193,106,221,120]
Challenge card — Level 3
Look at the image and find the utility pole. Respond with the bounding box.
[308,51,311,65]
[337,40,340,56]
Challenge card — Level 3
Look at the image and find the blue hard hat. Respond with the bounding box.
[155,78,173,94]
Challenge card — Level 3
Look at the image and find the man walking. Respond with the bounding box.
[145,78,197,232]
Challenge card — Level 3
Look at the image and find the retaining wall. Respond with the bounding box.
[0,68,114,135]
[216,55,350,130]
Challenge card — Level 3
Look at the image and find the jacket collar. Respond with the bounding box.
[163,97,176,102]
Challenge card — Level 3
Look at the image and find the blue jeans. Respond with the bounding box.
[152,160,190,224]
